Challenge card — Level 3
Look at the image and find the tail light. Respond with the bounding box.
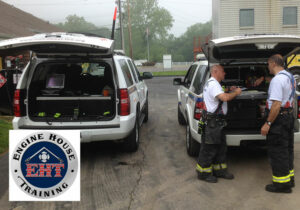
[119,89,130,116]
[298,99,300,119]
[14,89,26,117]
[194,101,204,120]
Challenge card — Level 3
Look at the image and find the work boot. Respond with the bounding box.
[197,172,218,183]
[214,170,234,180]
[290,177,295,188]
[265,184,292,193]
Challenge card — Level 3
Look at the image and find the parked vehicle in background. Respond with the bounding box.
[0,32,152,152]
[174,34,300,156]
[0,69,22,115]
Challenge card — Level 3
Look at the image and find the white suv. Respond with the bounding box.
[0,32,152,152]
[174,35,300,156]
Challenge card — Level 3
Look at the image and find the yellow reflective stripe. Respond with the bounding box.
[290,170,295,177]
[272,175,291,183]
[196,164,212,173]
[221,163,227,169]
[213,164,221,170]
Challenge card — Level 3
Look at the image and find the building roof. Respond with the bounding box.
[0,1,63,39]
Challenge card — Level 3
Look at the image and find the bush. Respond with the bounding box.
[142,61,156,66]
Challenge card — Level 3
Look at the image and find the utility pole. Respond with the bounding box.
[118,0,125,51]
[127,0,133,58]
[146,27,150,61]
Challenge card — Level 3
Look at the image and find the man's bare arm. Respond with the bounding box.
[261,100,281,136]
[267,101,282,123]
[217,88,242,102]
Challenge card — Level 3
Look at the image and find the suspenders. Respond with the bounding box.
[278,71,295,101]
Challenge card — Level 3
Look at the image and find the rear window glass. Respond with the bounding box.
[31,62,114,95]
[118,59,134,86]
[127,60,139,82]
[83,63,105,76]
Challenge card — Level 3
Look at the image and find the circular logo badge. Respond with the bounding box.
[11,132,78,199]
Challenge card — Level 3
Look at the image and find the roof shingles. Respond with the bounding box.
[0,1,63,39]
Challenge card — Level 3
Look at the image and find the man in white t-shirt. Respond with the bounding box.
[261,54,295,193]
[196,65,241,183]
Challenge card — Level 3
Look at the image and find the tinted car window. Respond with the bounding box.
[131,61,142,81]
[119,59,134,86]
[184,64,198,88]
[192,65,207,94]
[127,59,139,82]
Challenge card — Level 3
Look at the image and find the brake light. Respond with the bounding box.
[194,101,204,120]
[298,99,300,119]
[14,89,26,117]
[119,89,130,116]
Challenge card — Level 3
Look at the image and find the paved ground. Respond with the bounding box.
[0,77,300,210]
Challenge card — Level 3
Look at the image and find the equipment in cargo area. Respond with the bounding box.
[221,65,270,132]
[46,74,65,89]
[28,62,115,121]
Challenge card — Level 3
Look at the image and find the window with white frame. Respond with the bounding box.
[283,7,297,25]
[240,9,254,27]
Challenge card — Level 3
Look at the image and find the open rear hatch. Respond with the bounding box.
[202,35,300,133]
[202,34,300,64]
[0,33,117,122]
[0,32,114,56]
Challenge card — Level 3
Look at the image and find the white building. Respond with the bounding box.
[212,0,300,39]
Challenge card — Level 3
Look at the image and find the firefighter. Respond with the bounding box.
[196,65,242,183]
[261,54,295,193]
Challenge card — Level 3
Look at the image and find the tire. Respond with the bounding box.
[186,123,200,157]
[123,112,140,152]
[178,104,186,125]
[144,97,149,123]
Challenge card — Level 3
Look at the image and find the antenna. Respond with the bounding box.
[111,6,117,40]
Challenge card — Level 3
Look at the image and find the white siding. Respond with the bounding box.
[213,0,300,38]
[212,0,221,38]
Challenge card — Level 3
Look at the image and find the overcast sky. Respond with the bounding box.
[2,0,212,37]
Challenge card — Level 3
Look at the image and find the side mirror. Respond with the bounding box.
[141,72,153,79]
[173,78,182,86]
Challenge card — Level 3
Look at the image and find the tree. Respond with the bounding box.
[167,21,212,62]
[123,0,174,61]
[56,15,111,38]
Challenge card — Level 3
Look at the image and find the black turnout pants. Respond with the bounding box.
[267,112,294,186]
[197,125,227,172]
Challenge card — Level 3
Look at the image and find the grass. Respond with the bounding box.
[0,116,13,154]
[142,70,187,77]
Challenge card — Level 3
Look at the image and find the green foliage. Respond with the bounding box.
[150,71,187,76]
[0,117,12,154]
[122,0,173,61]
[54,11,212,63]
[167,21,212,62]
[56,15,111,38]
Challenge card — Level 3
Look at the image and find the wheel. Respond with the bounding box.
[178,104,186,125]
[123,112,140,152]
[144,97,149,123]
[186,123,200,157]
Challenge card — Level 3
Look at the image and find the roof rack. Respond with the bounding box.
[114,50,125,55]
[243,33,280,36]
